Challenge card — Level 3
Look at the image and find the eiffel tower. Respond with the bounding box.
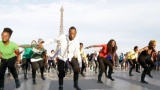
[55,6,64,51]
[59,6,64,36]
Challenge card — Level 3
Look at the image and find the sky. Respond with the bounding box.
[0,0,160,55]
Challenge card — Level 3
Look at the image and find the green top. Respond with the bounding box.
[21,44,46,59]
[0,41,18,59]
[22,48,33,59]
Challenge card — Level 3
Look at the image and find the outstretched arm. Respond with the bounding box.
[85,44,105,49]
[130,46,148,56]
[137,46,148,53]
[19,44,32,48]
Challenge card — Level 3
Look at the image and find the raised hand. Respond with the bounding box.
[84,46,90,49]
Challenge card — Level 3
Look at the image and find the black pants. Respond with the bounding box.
[81,59,86,74]
[94,60,98,73]
[157,60,160,70]
[31,60,44,79]
[104,60,113,76]
[138,55,155,81]
[89,60,95,70]
[0,57,19,88]
[57,57,79,86]
[98,56,113,81]
[22,58,31,76]
[128,59,139,75]
[48,60,55,71]
[63,60,72,73]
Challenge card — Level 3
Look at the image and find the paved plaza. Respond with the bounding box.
[4,68,160,90]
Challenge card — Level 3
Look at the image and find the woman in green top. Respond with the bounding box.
[20,38,47,85]
[0,28,21,90]
[22,40,37,80]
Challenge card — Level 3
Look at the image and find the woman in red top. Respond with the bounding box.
[85,39,117,83]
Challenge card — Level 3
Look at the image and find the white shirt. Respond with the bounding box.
[48,53,55,60]
[94,51,99,61]
[55,34,82,67]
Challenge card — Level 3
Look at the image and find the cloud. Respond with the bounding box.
[6,0,21,3]
[12,0,21,2]
[0,0,160,54]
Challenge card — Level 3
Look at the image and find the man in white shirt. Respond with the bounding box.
[55,26,81,90]
[127,46,140,76]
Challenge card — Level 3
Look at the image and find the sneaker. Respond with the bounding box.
[33,79,36,85]
[59,86,63,90]
[74,85,81,90]
[141,80,148,84]
[108,77,115,81]
[97,80,103,83]
[81,73,85,77]
[41,75,45,80]
[129,74,134,76]
[15,79,21,88]
[148,74,153,78]
[136,71,141,73]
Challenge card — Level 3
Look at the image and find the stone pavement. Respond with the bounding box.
[3,68,160,90]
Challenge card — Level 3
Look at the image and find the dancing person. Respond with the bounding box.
[80,43,87,77]
[47,50,56,72]
[0,28,21,90]
[85,39,117,83]
[55,26,82,90]
[22,40,37,80]
[20,38,47,85]
[127,46,140,76]
[138,40,156,84]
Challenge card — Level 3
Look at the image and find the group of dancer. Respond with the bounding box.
[85,40,156,84]
[127,41,156,84]
[0,27,157,90]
